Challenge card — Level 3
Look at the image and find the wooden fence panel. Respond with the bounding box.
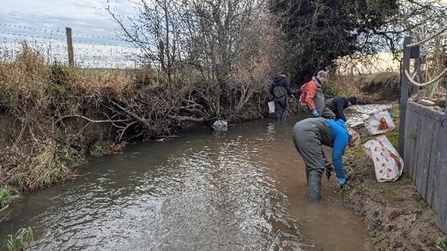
[404,101,447,232]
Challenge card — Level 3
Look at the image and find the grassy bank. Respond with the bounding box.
[342,104,447,250]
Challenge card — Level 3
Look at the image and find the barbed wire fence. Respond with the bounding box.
[0,23,142,69]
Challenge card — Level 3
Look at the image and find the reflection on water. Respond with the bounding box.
[0,111,376,251]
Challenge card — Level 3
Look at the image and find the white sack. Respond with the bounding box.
[363,110,395,135]
[268,101,275,113]
[362,135,404,182]
[212,120,228,132]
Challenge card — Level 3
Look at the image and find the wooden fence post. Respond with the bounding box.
[398,36,412,157]
[65,27,74,67]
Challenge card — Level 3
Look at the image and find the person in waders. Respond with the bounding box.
[299,70,335,120]
[269,73,293,122]
[292,117,352,202]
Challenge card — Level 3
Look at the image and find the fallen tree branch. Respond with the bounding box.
[54,114,131,125]
[108,100,153,130]
[169,115,210,122]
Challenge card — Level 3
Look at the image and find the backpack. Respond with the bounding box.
[272,85,287,99]
[299,83,308,105]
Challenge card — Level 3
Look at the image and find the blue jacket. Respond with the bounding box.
[326,119,350,179]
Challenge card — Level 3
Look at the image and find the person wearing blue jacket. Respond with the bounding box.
[292,117,352,202]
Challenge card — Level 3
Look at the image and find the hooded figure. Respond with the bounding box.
[325,96,358,121]
[292,117,352,202]
[269,73,293,122]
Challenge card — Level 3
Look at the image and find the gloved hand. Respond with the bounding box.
[312,109,319,117]
[337,177,346,186]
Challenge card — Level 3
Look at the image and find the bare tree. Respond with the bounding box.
[108,0,186,91]
[108,0,277,120]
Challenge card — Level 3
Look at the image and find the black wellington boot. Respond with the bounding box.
[308,175,322,202]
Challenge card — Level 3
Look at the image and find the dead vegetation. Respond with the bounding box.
[0,43,272,195]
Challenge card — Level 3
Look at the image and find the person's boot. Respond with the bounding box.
[308,175,322,202]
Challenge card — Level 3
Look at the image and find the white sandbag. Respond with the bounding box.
[268,101,275,113]
[362,135,404,182]
[363,110,395,135]
[212,120,228,132]
[347,128,361,148]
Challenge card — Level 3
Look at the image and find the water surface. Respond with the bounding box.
[0,106,390,251]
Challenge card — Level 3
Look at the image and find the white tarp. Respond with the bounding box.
[363,110,395,135]
[362,135,404,182]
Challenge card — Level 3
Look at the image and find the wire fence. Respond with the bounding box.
[0,23,142,69]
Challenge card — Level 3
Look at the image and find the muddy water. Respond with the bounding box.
[0,105,390,251]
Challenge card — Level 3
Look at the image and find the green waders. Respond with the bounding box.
[292,118,332,202]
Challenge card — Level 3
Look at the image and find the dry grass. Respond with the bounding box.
[331,72,400,103]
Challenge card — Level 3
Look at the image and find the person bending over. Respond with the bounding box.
[292,117,353,202]
[325,96,358,122]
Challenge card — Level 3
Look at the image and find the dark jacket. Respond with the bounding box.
[269,75,292,99]
[326,97,350,121]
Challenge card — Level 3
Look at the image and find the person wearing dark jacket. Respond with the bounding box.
[269,73,293,122]
[325,96,358,122]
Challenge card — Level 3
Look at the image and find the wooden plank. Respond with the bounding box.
[404,104,417,178]
[414,116,429,196]
[437,123,447,233]
[411,105,424,186]
[420,117,435,203]
[426,120,442,210]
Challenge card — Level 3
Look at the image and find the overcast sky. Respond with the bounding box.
[0,0,136,46]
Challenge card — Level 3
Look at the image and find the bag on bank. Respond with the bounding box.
[362,135,403,182]
[268,101,275,113]
[363,110,395,135]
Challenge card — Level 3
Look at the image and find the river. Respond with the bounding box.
[0,104,391,251]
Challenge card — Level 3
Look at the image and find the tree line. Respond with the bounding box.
[105,0,446,120]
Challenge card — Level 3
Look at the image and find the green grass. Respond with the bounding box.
[436,237,447,249]
[0,189,19,209]
[1,227,33,251]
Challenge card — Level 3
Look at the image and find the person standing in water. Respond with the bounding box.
[269,72,293,122]
[292,117,353,202]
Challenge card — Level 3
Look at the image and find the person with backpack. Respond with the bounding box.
[325,96,358,122]
[269,73,293,122]
[299,70,335,119]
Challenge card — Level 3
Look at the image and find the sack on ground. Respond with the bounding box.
[362,135,403,182]
[268,101,275,113]
[347,128,361,148]
[363,110,395,135]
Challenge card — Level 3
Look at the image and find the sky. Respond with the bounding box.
[0,0,139,67]
[1,0,136,44]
